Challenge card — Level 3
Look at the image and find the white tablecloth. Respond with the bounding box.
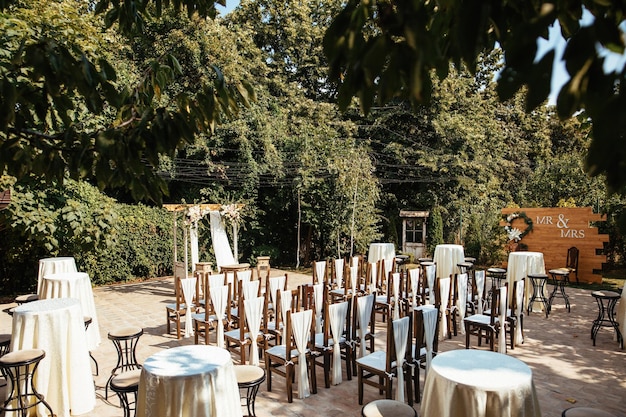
[37,257,77,294]
[421,349,541,417]
[506,252,545,312]
[137,345,242,417]
[617,289,626,342]
[368,243,395,264]
[39,272,101,350]
[433,244,465,279]
[11,298,95,417]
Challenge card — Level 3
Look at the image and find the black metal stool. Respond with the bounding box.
[562,407,617,417]
[591,290,623,349]
[106,327,143,399]
[14,294,38,305]
[527,273,550,318]
[0,349,54,417]
[83,316,99,376]
[234,365,266,417]
[395,255,410,273]
[486,267,506,305]
[110,369,141,417]
[464,257,477,264]
[548,269,571,313]
[361,399,417,417]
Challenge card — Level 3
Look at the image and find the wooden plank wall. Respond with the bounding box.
[501,207,608,284]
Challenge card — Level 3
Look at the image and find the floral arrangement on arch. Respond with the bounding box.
[503,211,533,242]
[184,205,210,225]
[220,203,243,227]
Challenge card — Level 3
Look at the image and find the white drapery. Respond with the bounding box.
[181,277,197,338]
[498,285,508,354]
[190,221,199,272]
[409,268,420,307]
[357,294,375,358]
[242,280,260,300]
[439,277,451,339]
[514,279,525,345]
[291,309,313,399]
[209,211,236,270]
[280,289,293,343]
[329,301,349,385]
[475,270,485,314]
[315,261,326,284]
[334,258,344,288]
[456,273,468,335]
[269,275,286,331]
[349,266,358,294]
[425,264,436,305]
[392,272,401,321]
[422,306,438,374]
[368,262,377,293]
[244,296,265,366]
[312,283,324,333]
[393,316,410,402]
[211,285,229,348]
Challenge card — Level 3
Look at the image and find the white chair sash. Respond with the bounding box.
[369,262,377,293]
[313,283,324,333]
[350,266,359,293]
[244,296,265,366]
[357,294,374,358]
[393,316,409,402]
[237,269,252,286]
[329,301,349,385]
[211,285,229,348]
[421,306,438,374]
[291,309,313,399]
[351,256,360,268]
[315,261,326,283]
[392,272,401,320]
[280,289,293,343]
[226,272,235,287]
[409,268,419,307]
[335,258,344,288]
[475,270,485,314]
[208,274,225,289]
[269,275,286,328]
[383,259,393,280]
[439,277,451,339]
[425,264,436,305]
[456,273,468,335]
[515,279,525,345]
[242,280,260,300]
[498,285,508,354]
[181,277,197,338]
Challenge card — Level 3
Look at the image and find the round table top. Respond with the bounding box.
[43,272,89,282]
[430,349,532,390]
[14,297,80,315]
[143,345,231,378]
[591,290,621,299]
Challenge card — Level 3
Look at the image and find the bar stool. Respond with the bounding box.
[14,294,38,305]
[591,290,623,349]
[527,273,550,318]
[464,257,477,264]
[562,407,617,417]
[361,399,417,417]
[548,269,571,313]
[0,349,54,417]
[234,364,266,417]
[106,326,143,399]
[395,255,410,273]
[486,267,506,305]
[0,334,10,357]
[83,316,99,375]
[110,369,141,417]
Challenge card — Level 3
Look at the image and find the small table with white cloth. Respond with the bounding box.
[617,288,626,345]
[420,349,541,417]
[433,244,465,279]
[11,298,95,417]
[368,243,395,264]
[37,256,77,294]
[136,345,243,417]
[38,272,101,350]
[506,251,546,308]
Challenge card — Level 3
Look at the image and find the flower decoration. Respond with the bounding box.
[184,205,210,225]
[502,211,533,242]
[220,203,243,226]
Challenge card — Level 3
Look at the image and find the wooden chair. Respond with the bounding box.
[508,278,525,349]
[434,276,453,339]
[412,305,439,402]
[565,246,579,284]
[265,309,318,403]
[356,304,413,405]
[468,269,487,314]
[312,260,328,285]
[166,261,195,339]
[352,292,376,374]
[193,282,231,345]
[449,273,469,337]
[225,280,267,365]
[464,284,508,352]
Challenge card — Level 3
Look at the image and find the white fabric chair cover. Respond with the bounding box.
[190,221,199,272]
[498,286,508,354]
[383,259,393,282]
[244,296,265,366]
[351,256,360,268]
[368,262,378,293]
[242,280,260,300]
[425,264,436,305]
[392,272,401,321]
[438,277,451,339]
[291,309,313,399]
[269,275,286,308]
[409,268,419,307]
[349,266,358,294]
[280,289,293,343]
[211,285,229,348]
[514,279,525,345]
[456,273,468,335]
[315,261,326,283]
[329,301,349,385]
[357,294,375,358]
[209,211,236,270]
[181,277,197,338]
[393,316,410,402]
[475,270,485,314]
[419,305,438,374]
[313,283,324,333]
[208,273,225,289]
[237,269,252,286]
[334,258,345,288]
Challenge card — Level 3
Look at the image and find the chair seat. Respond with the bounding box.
[109,326,143,339]
[234,364,266,385]
[191,313,217,323]
[166,303,193,311]
[362,399,417,417]
[464,314,500,326]
[225,329,253,341]
[265,344,305,359]
[110,369,141,391]
[0,349,45,366]
[314,332,346,348]
[375,295,387,304]
[562,407,617,417]
[14,294,38,304]
[355,350,397,372]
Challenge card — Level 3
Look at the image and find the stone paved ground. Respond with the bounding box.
[1,270,625,417]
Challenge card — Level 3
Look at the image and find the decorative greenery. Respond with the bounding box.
[503,212,534,242]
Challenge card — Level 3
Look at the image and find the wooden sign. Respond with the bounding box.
[501,207,608,284]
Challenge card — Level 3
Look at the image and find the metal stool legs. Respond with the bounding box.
[106,327,143,400]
